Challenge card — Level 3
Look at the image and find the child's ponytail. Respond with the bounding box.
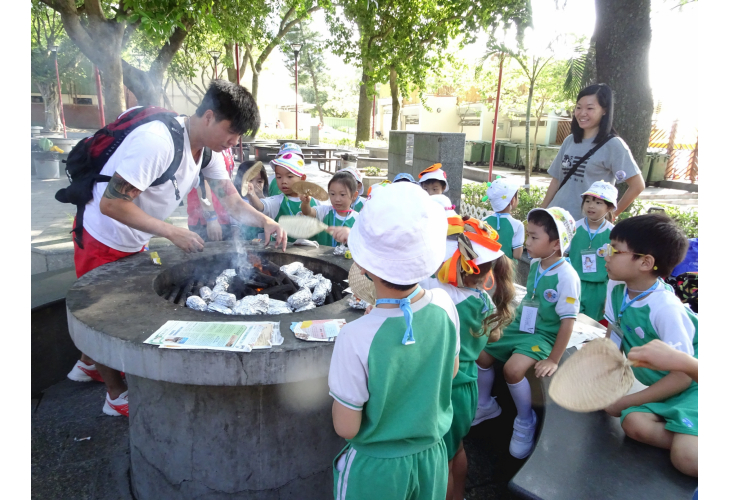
[483,254,515,342]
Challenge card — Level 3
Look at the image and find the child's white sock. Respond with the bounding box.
[476,365,495,408]
[507,377,534,422]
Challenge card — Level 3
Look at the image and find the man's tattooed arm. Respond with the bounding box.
[103,173,142,201]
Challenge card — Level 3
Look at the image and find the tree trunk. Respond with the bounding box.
[251,65,260,102]
[225,42,237,83]
[356,68,372,144]
[37,80,62,132]
[122,61,160,106]
[533,102,544,170]
[524,83,534,186]
[98,58,126,121]
[389,66,399,131]
[305,51,325,124]
[594,0,653,196]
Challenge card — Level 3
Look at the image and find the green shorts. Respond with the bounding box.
[579,280,608,322]
[444,381,477,460]
[333,441,448,500]
[620,383,698,436]
[484,324,555,362]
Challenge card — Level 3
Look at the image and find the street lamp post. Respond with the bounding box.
[50,45,67,138]
[290,43,302,140]
[209,50,221,79]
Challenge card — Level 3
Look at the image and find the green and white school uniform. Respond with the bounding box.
[268,176,282,196]
[328,288,460,500]
[567,218,614,321]
[484,213,524,260]
[260,193,318,243]
[420,278,493,460]
[485,259,581,362]
[351,196,366,212]
[604,280,698,436]
[310,205,358,246]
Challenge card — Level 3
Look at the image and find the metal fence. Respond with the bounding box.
[649,120,698,184]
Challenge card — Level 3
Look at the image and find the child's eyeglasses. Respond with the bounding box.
[597,243,647,258]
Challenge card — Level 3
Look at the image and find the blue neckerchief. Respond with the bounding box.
[585,219,606,248]
[617,280,660,326]
[375,286,422,345]
[465,287,491,314]
[492,212,510,230]
[532,258,565,299]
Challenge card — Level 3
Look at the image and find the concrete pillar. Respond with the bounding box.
[309,125,319,146]
[387,131,466,212]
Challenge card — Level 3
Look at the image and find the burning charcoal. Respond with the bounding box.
[199,286,213,302]
[221,269,237,279]
[280,261,304,276]
[348,296,369,310]
[312,279,332,306]
[333,244,347,256]
[232,294,270,315]
[207,302,233,314]
[268,299,293,315]
[287,287,313,310]
[213,292,236,309]
[295,301,317,312]
[186,296,208,311]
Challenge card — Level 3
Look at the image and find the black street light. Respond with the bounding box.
[290,43,303,139]
[50,44,67,138]
[209,50,222,79]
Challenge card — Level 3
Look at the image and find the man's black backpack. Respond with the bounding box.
[55,106,211,248]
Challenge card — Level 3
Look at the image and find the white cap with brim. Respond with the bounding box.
[339,166,364,196]
[527,207,576,256]
[582,181,618,207]
[487,178,520,212]
[348,182,447,285]
[419,169,449,193]
[444,239,503,266]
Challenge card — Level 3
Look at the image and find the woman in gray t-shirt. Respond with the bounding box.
[540,84,645,220]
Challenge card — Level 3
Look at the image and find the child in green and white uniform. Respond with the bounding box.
[567,181,617,322]
[268,142,303,197]
[339,166,366,212]
[474,207,580,459]
[329,182,459,500]
[601,213,697,477]
[483,178,524,261]
[420,210,515,500]
[301,171,359,246]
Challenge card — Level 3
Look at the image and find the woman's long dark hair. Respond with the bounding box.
[570,83,618,144]
[234,160,269,198]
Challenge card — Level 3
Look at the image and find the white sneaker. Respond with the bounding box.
[509,410,538,459]
[471,396,502,426]
[67,360,103,382]
[102,390,129,417]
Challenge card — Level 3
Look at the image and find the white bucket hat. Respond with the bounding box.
[486,178,520,212]
[431,194,457,218]
[339,166,364,196]
[418,164,449,193]
[348,182,447,284]
[528,207,576,255]
[582,181,618,207]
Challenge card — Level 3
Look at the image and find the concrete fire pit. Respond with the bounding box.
[66,242,362,499]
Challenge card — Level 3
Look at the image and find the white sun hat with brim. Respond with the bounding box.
[582,181,618,207]
[339,166,364,195]
[431,194,458,218]
[276,142,303,157]
[270,152,305,177]
[487,178,520,212]
[527,207,576,256]
[418,163,449,193]
[444,238,503,266]
[348,182,447,285]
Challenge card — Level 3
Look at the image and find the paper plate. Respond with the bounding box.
[549,337,635,412]
[348,261,377,306]
[277,215,328,239]
[239,161,264,197]
[291,180,329,201]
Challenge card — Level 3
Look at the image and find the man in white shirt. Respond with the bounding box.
[67,81,287,417]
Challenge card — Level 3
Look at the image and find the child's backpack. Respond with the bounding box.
[55,106,211,248]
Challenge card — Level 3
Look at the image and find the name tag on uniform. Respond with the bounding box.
[581,249,598,273]
[520,299,539,334]
[609,322,624,349]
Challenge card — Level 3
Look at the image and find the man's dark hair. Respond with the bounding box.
[380,279,418,292]
[571,83,618,144]
[610,213,688,277]
[195,80,260,136]
[422,179,446,189]
[527,210,559,242]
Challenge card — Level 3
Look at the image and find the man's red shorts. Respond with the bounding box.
[73,225,143,278]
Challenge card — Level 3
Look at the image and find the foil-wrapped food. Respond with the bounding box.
[220,269,237,279]
[287,287,313,310]
[280,261,304,276]
[295,301,317,312]
[348,295,369,310]
[268,299,293,315]
[198,286,213,302]
[207,302,233,314]
[298,276,320,290]
[212,282,229,293]
[215,275,231,287]
[186,295,208,311]
[312,278,332,306]
[333,244,348,256]
[232,294,270,315]
[212,292,237,309]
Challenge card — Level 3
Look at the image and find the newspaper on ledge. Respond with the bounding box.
[291,319,346,342]
[143,320,283,352]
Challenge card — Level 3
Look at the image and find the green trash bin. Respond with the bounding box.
[641,153,655,181]
[479,141,493,165]
[648,153,669,182]
[537,146,560,172]
[464,141,484,163]
[502,143,518,167]
[516,144,528,168]
[495,141,506,164]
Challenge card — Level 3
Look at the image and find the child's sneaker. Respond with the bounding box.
[67,360,104,383]
[509,410,538,459]
[102,390,129,417]
[471,396,502,426]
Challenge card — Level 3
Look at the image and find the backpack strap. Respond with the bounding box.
[197,147,214,201]
[149,116,185,200]
[557,134,616,191]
